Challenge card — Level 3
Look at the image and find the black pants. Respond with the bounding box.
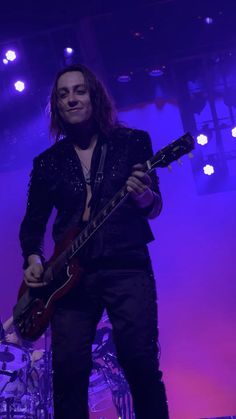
[51,262,169,419]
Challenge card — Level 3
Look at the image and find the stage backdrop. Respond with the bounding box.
[0,100,235,419]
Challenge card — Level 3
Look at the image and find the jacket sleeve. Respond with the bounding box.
[129,130,163,218]
[19,156,54,268]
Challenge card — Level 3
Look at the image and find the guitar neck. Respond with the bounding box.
[65,157,156,261]
[54,183,131,271]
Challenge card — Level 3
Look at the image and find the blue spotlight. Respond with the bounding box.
[203,164,214,175]
[197,134,208,146]
[231,127,236,138]
[205,17,214,24]
[14,81,25,92]
[5,50,17,61]
[64,47,74,56]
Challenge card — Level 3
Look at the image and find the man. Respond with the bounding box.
[19,64,169,418]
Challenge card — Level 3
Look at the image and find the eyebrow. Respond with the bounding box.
[57,84,87,92]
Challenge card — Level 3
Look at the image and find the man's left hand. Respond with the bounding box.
[126,163,154,208]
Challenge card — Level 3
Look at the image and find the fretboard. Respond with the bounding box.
[53,184,129,272]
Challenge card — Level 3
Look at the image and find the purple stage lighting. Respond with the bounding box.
[205,17,214,24]
[64,47,74,56]
[197,134,208,146]
[3,58,8,65]
[117,74,132,83]
[203,164,214,176]
[148,68,165,77]
[5,50,16,61]
[14,81,25,92]
[231,127,236,138]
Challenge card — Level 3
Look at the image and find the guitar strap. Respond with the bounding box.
[88,141,108,219]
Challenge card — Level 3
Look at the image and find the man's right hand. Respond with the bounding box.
[24,254,46,288]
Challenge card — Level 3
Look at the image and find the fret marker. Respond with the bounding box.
[146,160,152,170]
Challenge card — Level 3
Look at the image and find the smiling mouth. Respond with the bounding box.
[67,108,83,112]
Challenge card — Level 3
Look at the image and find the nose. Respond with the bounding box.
[68,97,78,107]
[67,92,79,107]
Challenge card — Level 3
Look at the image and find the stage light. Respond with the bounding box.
[14,81,25,92]
[63,47,74,65]
[197,134,208,146]
[231,127,236,138]
[203,164,214,175]
[205,17,213,24]
[5,50,16,61]
[148,67,165,77]
[3,58,8,65]
[132,31,144,39]
[64,47,74,56]
[117,74,132,83]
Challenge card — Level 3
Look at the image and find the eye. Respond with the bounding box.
[58,92,67,99]
[76,89,86,95]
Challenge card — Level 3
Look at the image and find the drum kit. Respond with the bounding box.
[0,329,53,419]
[0,312,135,419]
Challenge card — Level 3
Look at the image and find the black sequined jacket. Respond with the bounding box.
[19,127,162,265]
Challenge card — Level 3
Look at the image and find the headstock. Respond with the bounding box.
[148,132,194,170]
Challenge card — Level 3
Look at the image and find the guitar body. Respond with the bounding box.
[13,228,84,341]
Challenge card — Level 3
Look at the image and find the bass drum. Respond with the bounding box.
[88,369,112,413]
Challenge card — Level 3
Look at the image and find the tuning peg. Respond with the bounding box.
[188,152,194,158]
[167,165,172,171]
[177,159,183,166]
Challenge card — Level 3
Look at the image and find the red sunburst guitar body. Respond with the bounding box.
[14,227,84,341]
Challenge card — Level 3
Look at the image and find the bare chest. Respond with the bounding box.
[74,147,94,221]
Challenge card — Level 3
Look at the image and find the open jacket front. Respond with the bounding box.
[20,127,162,266]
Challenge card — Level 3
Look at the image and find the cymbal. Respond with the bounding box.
[0,342,29,371]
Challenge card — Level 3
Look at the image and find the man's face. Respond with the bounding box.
[57,71,93,125]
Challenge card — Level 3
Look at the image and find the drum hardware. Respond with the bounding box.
[0,370,18,397]
[26,327,53,419]
[89,321,135,418]
[89,347,135,418]
[101,353,135,419]
[0,330,53,419]
[0,370,16,379]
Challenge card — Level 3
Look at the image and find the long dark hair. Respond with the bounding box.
[48,64,118,142]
